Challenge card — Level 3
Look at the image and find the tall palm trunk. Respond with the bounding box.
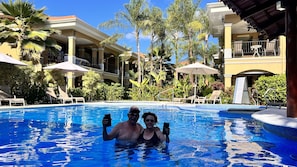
[136,30,141,83]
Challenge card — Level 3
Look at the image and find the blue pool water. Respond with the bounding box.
[0,103,297,166]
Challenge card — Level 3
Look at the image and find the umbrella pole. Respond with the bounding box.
[194,75,197,98]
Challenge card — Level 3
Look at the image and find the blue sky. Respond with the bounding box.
[29,0,217,54]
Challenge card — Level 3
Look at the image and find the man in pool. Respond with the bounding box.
[102,106,143,146]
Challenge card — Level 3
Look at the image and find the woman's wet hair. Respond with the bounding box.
[142,112,158,123]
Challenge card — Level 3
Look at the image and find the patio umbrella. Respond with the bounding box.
[43,61,88,76]
[176,62,219,75]
[43,61,89,92]
[0,52,27,66]
[176,62,219,97]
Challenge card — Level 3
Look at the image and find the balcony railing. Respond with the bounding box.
[232,39,279,58]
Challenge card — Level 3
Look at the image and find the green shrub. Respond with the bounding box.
[0,64,48,104]
[105,83,125,101]
[82,70,102,101]
[68,87,84,97]
[221,86,234,104]
[173,76,192,98]
[254,74,286,105]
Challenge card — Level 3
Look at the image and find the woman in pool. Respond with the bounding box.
[138,112,169,147]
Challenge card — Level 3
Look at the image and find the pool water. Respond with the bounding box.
[0,104,297,166]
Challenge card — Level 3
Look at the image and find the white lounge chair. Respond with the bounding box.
[194,96,207,104]
[58,86,85,103]
[0,90,25,106]
[173,95,196,103]
[46,87,60,104]
[205,90,222,104]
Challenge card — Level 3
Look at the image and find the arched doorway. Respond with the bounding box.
[232,70,274,87]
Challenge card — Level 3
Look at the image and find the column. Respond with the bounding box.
[68,36,76,63]
[285,0,297,117]
[278,35,286,73]
[91,48,98,67]
[224,74,232,89]
[67,36,76,89]
[124,61,130,87]
[116,55,119,74]
[98,47,104,70]
[224,23,232,59]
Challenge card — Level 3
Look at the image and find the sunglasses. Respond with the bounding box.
[145,119,155,123]
[129,113,139,117]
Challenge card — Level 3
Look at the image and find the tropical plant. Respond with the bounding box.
[82,70,102,101]
[0,62,47,104]
[221,86,234,104]
[68,88,84,97]
[167,0,201,63]
[99,0,148,84]
[119,50,133,86]
[43,70,65,88]
[129,77,150,100]
[142,6,164,72]
[105,83,125,101]
[173,76,192,98]
[195,8,216,65]
[254,74,286,105]
[149,71,166,88]
[0,0,61,64]
[166,1,185,67]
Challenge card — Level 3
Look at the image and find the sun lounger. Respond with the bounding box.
[46,87,61,104]
[173,95,196,103]
[205,90,222,104]
[0,90,25,106]
[72,96,85,103]
[194,96,207,104]
[56,87,73,104]
[58,86,85,103]
[172,98,185,103]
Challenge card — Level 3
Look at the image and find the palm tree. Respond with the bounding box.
[150,71,166,88]
[0,0,61,64]
[196,8,213,65]
[119,50,132,87]
[99,0,148,84]
[167,0,202,64]
[142,6,164,72]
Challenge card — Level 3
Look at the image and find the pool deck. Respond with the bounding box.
[252,107,297,141]
[1,101,296,140]
[252,107,297,130]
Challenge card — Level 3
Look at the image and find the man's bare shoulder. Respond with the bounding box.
[136,123,143,128]
[114,121,128,128]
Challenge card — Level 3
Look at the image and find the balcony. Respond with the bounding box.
[232,39,279,58]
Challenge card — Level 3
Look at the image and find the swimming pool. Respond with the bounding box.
[0,103,297,166]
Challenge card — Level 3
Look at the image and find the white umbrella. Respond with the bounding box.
[44,61,89,93]
[0,53,27,66]
[43,61,88,76]
[176,62,219,98]
[176,62,219,75]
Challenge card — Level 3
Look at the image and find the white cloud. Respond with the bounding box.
[140,33,151,40]
[125,32,135,40]
[125,31,151,41]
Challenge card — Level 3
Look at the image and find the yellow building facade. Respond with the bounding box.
[0,15,139,89]
[207,2,286,89]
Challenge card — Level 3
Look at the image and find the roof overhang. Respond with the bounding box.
[48,16,127,52]
[206,2,257,37]
[220,0,291,39]
[206,2,233,37]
